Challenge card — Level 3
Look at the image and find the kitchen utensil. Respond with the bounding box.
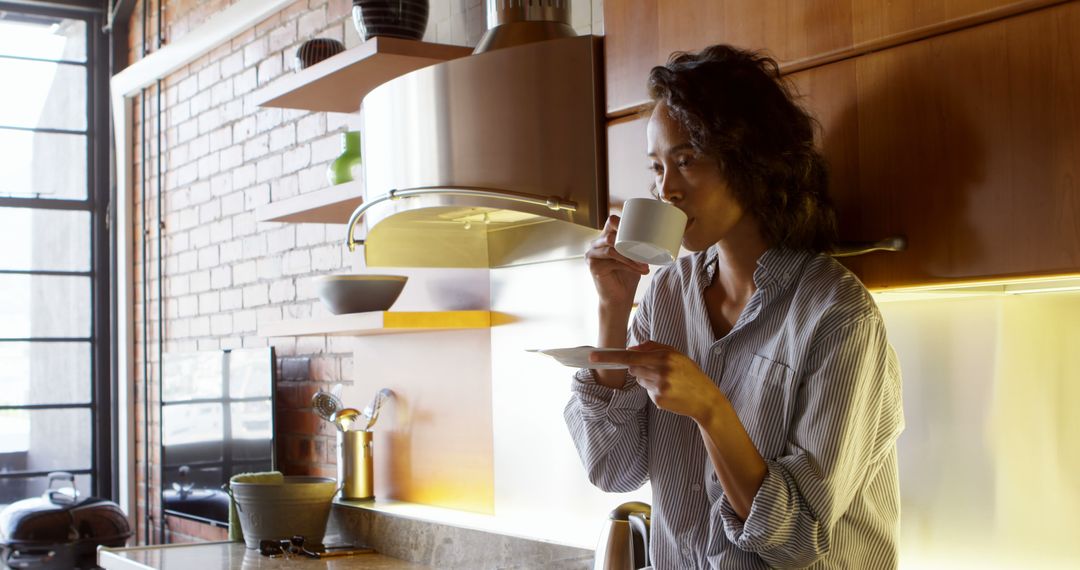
[337,430,374,500]
[314,274,407,314]
[594,501,651,570]
[311,390,342,423]
[527,347,630,370]
[361,388,392,431]
[0,472,132,569]
[331,407,361,432]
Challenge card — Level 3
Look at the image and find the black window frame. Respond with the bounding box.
[0,0,114,502]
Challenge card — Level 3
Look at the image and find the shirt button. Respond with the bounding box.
[682,546,692,556]
[691,483,702,492]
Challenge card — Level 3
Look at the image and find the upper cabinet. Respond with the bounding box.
[604,0,1080,289]
[603,0,1059,114]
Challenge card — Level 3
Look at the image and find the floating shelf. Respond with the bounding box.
[252,36,474,113]
[258,310,493,337]
[255,181,362,223]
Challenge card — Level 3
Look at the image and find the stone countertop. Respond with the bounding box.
[97,541,433,570]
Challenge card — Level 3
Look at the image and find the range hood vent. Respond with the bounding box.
[348,34,606,268]
[474,0,577,54]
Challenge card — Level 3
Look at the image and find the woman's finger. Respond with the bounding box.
[585,245,650,274]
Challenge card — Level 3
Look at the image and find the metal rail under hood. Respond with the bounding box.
[347,34,606,268]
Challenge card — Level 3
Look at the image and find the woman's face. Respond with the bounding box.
[646,102,750,252]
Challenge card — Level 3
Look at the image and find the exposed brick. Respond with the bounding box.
[189,270,211,293]
[210,313,232,335]
[256,156,283,183]
[258,256,283,281]
[269,124,296,152]
[242,134,268,161]
[243,36,268,68]
[198,291,220,314]
[244,184,271,209]
[311,134,341,163]
[268,21,298,53]
[232,164,257,191]
[233,308,256,331]
[282,145,310,174]
[311,244,342,271]
[243,284,270,307]
[272,174,300,201]
[256,54,284,86]
[197,245,219,269]
[298,164,328,193]
[267,226,295,253]
[210,266,232,289]
[298,7,327,39]
[233,260,258,285]
[219,50,244,78]
[283,250,312,275]
[269,279,296,303]
[221,289,243,311]
[296,113,325,142]
[220,238,243,262]
[197,62,222,91]
[296,224,325,246]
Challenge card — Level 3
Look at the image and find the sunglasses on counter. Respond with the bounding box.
[258,535,374,559]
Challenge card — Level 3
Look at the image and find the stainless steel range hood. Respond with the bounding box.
[346,7,606,268]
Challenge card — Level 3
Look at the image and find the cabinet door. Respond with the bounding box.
[604,0,1051,116]
[831,2,1080,288]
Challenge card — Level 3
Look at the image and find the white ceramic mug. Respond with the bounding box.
[614,198,688,265]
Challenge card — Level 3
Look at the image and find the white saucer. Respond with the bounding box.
[526,346,629,369]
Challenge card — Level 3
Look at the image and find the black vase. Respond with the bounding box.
[352,0,430,41]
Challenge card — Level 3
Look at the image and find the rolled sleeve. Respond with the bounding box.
[564,368,651,493]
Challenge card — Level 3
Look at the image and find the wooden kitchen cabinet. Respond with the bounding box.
[603,0,1061,115]
[605,1,1080,289]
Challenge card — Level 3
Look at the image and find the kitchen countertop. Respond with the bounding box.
[97,541,433,570]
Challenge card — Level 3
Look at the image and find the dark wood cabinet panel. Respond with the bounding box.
[603,0,1062,115]
[606,2,1080,288]
[842,1,1080,287]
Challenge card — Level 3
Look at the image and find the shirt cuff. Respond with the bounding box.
[571,368,647,420]
[717,459,798,552]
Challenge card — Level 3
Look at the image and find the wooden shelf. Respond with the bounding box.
[258,310,493,337]
[255,181,362,223]
[252,36,474,113]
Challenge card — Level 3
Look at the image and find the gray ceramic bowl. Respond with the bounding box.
[315,274,408,314]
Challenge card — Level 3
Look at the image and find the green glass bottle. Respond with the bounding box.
[327,131,362,185]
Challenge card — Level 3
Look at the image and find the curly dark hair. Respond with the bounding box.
[647,44,837,252]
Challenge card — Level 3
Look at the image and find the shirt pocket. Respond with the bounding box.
[742,353,797,459]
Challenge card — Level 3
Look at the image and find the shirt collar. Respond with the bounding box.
[700,244,810,292]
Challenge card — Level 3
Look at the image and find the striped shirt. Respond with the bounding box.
[564,246,904,569]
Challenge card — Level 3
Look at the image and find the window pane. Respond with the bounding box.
[163,352,223,402]
[231,400,272,440]
[0,16,86,62]
[0,408,91,468]
[0,208,90,272]
[0,129,86,199]
[162,403,223,446]
[0,274,90,338]
[228,348,273,399]
[0,342,91,405]
[0,473,91,510]
[0,60,86,131]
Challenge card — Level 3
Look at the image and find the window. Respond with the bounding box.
[0,2,112,506]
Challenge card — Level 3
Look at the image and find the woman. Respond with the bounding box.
[564,45,905,569]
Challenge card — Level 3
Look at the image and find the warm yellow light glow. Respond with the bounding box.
[872,274,1080,303]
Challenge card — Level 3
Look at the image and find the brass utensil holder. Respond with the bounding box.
[337,430,374,500]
